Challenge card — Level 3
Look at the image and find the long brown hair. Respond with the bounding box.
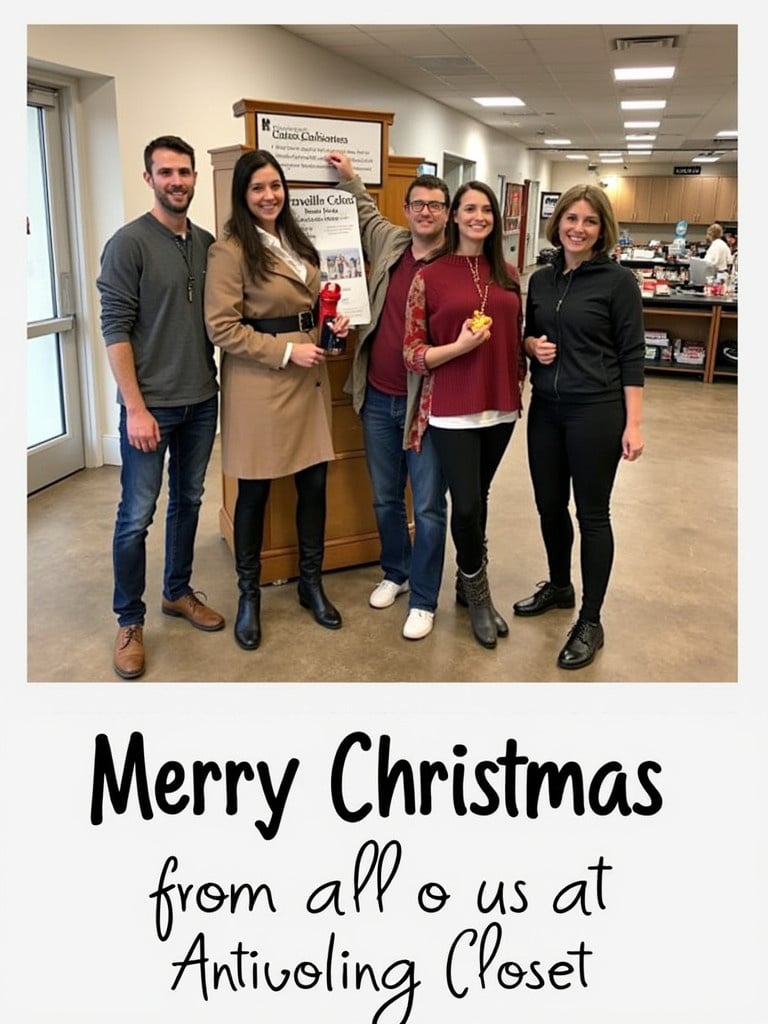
[444,181,519,292]
[224,149,319,282]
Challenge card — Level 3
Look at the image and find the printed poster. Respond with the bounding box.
[292,187,371,326]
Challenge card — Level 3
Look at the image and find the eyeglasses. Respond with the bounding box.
[406,200,447,213]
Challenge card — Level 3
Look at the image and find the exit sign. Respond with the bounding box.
[674,166,702,175]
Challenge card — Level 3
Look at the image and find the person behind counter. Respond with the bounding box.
[515,183,645,670]
[204,149,350,650]
[703,223,733,272]
[403,181,526,650]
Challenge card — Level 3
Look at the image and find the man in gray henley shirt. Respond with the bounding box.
[97,135,224,679]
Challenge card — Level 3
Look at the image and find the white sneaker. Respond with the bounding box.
[369,579,410,609]
[402,608,435,640]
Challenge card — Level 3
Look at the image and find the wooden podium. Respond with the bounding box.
[209,100,423,584]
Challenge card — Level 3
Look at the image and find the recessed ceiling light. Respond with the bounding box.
[624,121,660,129]
[565,154,589,160]
[614,66,675,80]
[621,100,667,110]
[545,138,571,145]
[627,144,653,150]
[625,134,657,142]
[600,158,624,164]
[716,130,738,138]
[599,152,622,157]
[692,156,720,163]
[472,96,525,107]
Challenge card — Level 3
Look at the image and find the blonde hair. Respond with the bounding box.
[545,184,619,255]
[707,223,723,238]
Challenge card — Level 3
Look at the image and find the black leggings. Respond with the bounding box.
[526,395,624,622]
[429,421,515,574]
[235,462,328,559]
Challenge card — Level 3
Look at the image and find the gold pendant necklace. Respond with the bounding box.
[467,256,489,314]
[467,255,492,331]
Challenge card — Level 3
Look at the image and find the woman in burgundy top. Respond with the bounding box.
[404,180,526,649]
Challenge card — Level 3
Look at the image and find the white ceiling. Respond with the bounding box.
[282,24,738,168]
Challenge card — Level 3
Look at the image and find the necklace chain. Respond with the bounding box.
[467,256,490,314]
[173,232,195,303]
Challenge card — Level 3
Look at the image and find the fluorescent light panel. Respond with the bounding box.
[625,134,657,141]
[716,130,738,138]
[473,96,525,107]
[614,66,675,80]
[621,100,666,110]
[545,138,571,145]
[565,154,588,160]
[624,121,660,129]
[692,156,720,163]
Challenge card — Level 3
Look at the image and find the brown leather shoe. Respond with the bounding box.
[113,624,145,679]
[161,591,225,632]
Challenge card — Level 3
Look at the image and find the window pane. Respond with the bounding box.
[27,105,56,323]
[27,332,65,448]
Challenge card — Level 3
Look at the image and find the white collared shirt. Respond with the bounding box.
[256,225,308,283]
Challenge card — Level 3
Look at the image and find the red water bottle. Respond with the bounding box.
[318,281,345,355]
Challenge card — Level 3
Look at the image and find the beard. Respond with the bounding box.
[156,187,194,215]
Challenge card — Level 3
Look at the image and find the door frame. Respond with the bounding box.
[27,69,99,493]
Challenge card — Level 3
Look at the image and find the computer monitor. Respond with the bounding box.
[687,256,712,287]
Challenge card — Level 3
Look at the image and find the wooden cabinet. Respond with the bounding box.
[715,177,738,222]
[648,176,686,224]
[642,299,737,384]
[681,175,719,224]
[607,174,736,227]
[377,155,422,226]
[710,308,737,381]
[611,176,651,222]
[210,105,423,582]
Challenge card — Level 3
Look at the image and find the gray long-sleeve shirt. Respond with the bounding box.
[97,212,218,407]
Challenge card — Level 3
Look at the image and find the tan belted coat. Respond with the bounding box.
[204,237,335,480]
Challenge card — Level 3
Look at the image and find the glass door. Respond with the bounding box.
[27,84,84,494]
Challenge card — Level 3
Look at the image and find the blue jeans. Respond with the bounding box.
[113,394,218,626]
[362,384,447,612]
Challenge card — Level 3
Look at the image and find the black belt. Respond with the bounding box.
[241,307,317,335]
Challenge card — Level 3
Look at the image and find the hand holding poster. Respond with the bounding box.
[292,187,371,325]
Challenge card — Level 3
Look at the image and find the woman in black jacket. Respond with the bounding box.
[515,184,645,669]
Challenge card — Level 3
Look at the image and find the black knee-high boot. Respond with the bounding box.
[296,466,342,630]
[233,486,264,650]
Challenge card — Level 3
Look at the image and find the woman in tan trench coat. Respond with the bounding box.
[204,149,349,650]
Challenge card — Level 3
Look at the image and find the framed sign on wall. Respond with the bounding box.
[540,191,560,219]
[503,181,522,234]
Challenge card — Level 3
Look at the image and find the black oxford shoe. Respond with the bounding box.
[557,619,604,670]
[513,581,575,617]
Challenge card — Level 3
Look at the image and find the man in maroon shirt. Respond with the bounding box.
[327,151,449,641]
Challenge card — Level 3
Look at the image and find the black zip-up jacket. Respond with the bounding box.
[524,250,645,402]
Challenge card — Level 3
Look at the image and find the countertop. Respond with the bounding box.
[642,291,737,311]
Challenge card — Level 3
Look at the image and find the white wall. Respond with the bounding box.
[27,24,552,466]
